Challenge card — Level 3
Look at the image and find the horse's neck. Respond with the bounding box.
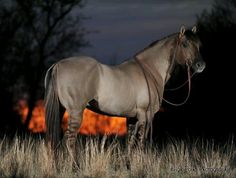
[136,36,176,83]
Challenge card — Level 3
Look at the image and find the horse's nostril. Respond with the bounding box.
[196,62,201,68]
[194,61,206,73]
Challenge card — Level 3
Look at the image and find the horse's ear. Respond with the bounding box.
[192,26,197,34]
[179,25,185,38]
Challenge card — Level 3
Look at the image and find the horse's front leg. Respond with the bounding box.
[128,111,147,151]
[129,110,155,151]
[64,110,82,158]
[126,117,137,142]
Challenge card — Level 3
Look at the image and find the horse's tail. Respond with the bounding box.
[44,64,62,149]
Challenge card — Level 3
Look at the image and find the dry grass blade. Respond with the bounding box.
[0,135,235,178]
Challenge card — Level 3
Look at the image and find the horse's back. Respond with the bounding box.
[57,56,99,67]
[51,56,100,109]
[55,56,100,83]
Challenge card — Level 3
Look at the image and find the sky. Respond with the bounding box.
[79,0,214,64]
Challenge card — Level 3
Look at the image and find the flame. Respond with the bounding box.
[15,99,127,135]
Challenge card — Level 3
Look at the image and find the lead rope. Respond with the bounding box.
[137,39,192,106]
[137,61,192,106]
[135,58,192,145]
[134,38,180,146]
[165,71,196,91]
[135,59,153,146]
[162,64,191,106]
[135,60,162,144]
[135,60,192,146]
[134,37,193,145]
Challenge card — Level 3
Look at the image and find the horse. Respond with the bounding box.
[44,26,206,154]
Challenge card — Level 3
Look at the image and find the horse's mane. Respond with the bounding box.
[147,32,178,48]
[149,30,200,47]
[134,33,177,57]
[134,30,200,57]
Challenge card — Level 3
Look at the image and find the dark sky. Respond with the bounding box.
[79,0,213,64]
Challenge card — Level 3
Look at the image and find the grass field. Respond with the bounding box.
[0,135,235,178]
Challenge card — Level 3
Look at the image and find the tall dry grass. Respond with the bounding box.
[0,135,235,178]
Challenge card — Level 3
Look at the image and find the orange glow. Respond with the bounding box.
[15,99,127,135]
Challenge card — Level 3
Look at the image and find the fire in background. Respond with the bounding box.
[15,99,127,135]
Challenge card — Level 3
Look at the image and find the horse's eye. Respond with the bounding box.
[182,41,188,48]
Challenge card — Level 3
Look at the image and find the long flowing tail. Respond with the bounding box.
[44,64,62,149]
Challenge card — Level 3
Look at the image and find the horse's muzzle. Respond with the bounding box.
[192,56,206,73]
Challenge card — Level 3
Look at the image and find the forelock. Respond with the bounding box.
[185,30,200,44]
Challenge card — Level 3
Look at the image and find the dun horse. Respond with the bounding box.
[45,26,205,153]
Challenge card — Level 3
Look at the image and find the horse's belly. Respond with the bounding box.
[97,90,136,117]
[96,63,139,117]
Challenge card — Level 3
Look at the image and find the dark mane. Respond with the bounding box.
[135,32,178,56]
[150,30,200,46]
[148,32,178,47]
[135,29,200,57]
[185,30,200,43]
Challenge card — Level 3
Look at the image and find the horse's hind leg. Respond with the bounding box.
[64,109,83,158]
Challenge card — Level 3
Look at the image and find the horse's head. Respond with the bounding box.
[175,26,206,73]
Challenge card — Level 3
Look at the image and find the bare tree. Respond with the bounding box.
[0,0,89,131]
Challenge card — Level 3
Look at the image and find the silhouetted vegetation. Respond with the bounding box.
[155,0,236,140]
[0,0,88,134]
[196,0,236,136]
